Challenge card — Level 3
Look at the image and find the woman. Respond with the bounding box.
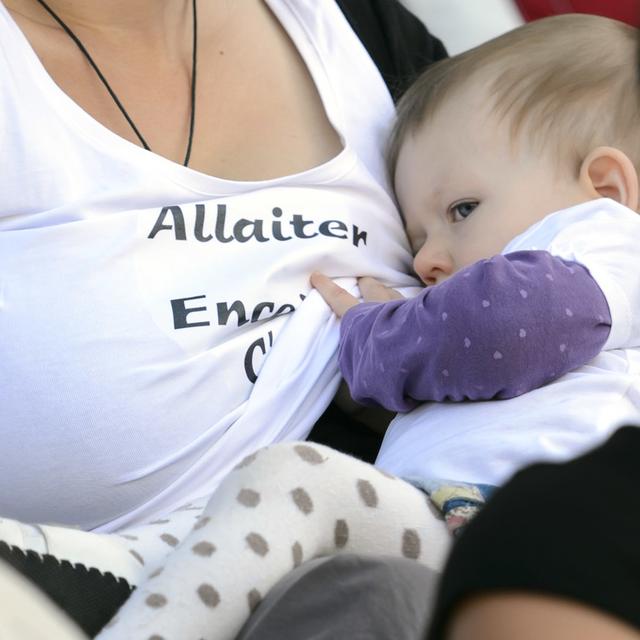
[427,425,640,640]
[0,0,446,636]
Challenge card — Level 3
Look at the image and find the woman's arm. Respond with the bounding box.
[333,251,612,411]
[426,425,640,639]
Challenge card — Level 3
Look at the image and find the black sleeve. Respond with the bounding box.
[335,0,448,101]
[426,425,640,638]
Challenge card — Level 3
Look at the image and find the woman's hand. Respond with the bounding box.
[310,273,403,317]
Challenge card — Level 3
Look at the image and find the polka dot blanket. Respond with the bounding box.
[0,442,459,639]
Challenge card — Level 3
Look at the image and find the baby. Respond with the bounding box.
[314,11,640,495]
[98,13,640,640]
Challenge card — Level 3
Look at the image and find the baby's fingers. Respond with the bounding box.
[310,273,360,317]
[358,277,404,303]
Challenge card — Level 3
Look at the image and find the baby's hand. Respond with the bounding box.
[358,276,404,304]
[310,273,403,318]
[310,273,359,317]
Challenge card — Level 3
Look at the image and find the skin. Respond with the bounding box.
[7,6,640,635]
[3,0,342,179]
[314,84,640,637]
[312,82,638,314]
[448,592,640,640]
[394,87,592,287]
[2,0,371,420]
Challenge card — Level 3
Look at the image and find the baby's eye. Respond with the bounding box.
[449,200,479,222]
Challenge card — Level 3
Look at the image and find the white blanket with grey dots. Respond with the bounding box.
[0,443,451,640]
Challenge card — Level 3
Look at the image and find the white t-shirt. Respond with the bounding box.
[376,199,640,486]
[0,0,416,530]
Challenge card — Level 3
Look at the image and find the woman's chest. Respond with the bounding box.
[5,0,343,181]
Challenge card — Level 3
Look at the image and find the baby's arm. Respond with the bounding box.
[315,251,611,412]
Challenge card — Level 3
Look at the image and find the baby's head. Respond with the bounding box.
[388,14,640,285]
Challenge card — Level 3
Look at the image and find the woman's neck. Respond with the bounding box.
[6,0,244,57]
[3,0,237,55]
[8,0,184,30]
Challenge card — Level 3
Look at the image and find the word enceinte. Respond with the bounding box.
[148,204,368,247]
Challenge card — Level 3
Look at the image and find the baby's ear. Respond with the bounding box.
[579,146,639,211]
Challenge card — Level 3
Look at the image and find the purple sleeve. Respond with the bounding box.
[339,250,612,412]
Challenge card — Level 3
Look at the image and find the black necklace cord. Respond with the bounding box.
[34,0,198,167]
[184,0,197,167]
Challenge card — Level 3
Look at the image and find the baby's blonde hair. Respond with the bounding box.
[387,14,640,180]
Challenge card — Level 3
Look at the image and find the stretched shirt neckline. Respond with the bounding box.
[0,0,357,196]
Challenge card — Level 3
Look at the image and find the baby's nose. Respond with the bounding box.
[413,244,454,286]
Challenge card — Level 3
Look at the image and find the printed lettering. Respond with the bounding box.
[233,219,269,243]
[149,206,187,240]
[147,203,369,248]
[251,302,275,323]
[319,220,348,239]
[217,300,249,327]
[171,295,307,331]
[352,225,368,247]
[194,204,213,242]
[274,303,296,317]
[244,331,274,383]
[290,214,318,239]
[214,204,234,243]
[171,295,210,329]
[271,207,292,241]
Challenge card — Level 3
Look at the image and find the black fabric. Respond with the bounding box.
[426,425,640,638]
[308,402,384,463]
[0,541,132,638]
[336,0,448,101]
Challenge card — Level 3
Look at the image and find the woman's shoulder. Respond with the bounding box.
[334,0,447,101]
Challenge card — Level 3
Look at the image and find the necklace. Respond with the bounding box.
[34,0,198,167]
